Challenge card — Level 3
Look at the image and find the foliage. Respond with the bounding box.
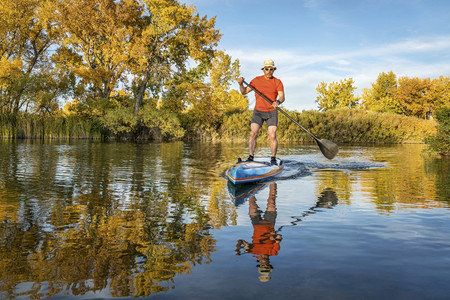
[220,110,252,140]
[0,0,224,126]
[139,105,185,139]
[163,51,244,133]
[395,76,432,118]
[362,71,401,113]
[429,76,450,109]
[362,73,449,119]
[315,78,360,111]
[55,0,143,102]
[321,109,436,143]
[101,106,138,134]
[0,0,61,114]
[425,106,450,156]
[130,0,222,115]
[218,108,436,144]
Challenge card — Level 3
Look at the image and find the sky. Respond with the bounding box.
[183,0,450,111]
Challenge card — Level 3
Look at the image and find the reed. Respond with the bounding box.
[1,109,436,143]
[0,112,103,139]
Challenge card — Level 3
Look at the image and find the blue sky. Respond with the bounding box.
[184,0,450,111]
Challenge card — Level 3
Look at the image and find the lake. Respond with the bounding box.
[0,140,449,299]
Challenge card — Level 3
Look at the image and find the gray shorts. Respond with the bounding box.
[251,211,277,226]
[251,109,278,127]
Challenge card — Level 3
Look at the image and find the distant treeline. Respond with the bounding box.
[0,108,437,145]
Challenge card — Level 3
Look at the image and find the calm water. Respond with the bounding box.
[0,140,449,299]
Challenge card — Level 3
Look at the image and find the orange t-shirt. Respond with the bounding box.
[249,76,284,112]
[250,224,280,256]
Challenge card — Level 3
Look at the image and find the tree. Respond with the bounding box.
[425,106,450,156]
[0,0,60,114]
[362,71,401,113]
[315,78,360,111]
[208,51,245,114]
[395,76,431,119]
[169,51,242,130]
[55,0,142,107]
[426,76,450,118]
[130,0,222,116]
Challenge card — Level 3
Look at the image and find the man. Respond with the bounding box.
[237,59,285,166]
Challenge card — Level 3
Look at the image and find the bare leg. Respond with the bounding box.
[248,196,260,217]
[266,183,277,212]
[249,123,260,156]
[268,125,278,157]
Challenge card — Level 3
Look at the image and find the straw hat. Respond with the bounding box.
[262,59,276,70]
[257,264,273,282]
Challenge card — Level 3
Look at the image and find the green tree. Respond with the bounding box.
[179,51,243,130]
[315,78,360,111]
[426,106,450,156]
[161,63,209,114]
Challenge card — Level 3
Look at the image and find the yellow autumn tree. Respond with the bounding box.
[130,0,222,116]
[395,76,431,119]
[55,0,142,107]
[183,51,244,129]
[315,78,360,111]
[426,76,450,116]
[0,0,61,114]
[362,71,401,114]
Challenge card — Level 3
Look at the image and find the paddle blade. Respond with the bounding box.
[316,138,339,159]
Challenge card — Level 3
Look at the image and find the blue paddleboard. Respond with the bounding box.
[226,159,284,184]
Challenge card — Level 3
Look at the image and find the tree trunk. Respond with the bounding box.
[134,65,152,116]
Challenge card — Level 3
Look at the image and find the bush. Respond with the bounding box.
[218,108,436,144]
[425,106,450,156]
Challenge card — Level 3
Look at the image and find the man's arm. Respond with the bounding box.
[273,91,284,108]
[277,91,284,103]
[237,77,252,95]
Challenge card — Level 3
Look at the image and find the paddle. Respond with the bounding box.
[243,80,339,159]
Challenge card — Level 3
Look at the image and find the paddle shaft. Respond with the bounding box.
[243,80,320,141]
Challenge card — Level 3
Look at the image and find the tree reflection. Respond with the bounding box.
[0,142,220,299]
[0,186,217,298]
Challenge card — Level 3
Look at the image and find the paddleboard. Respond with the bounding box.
[226,158,284,184]
[227,181,267,205]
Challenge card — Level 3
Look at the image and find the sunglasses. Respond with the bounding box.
[264,67,275,71]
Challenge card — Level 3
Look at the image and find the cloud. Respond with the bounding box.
[226,35,450,111]
[386,36,450,53]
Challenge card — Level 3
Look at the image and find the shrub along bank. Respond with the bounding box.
[219,109,436,144]
[1,109,437,144]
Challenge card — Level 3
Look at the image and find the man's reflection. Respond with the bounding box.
[235,182,282,282]
[234,184,339,282]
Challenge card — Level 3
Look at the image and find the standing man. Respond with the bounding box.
[237,59,285,166]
